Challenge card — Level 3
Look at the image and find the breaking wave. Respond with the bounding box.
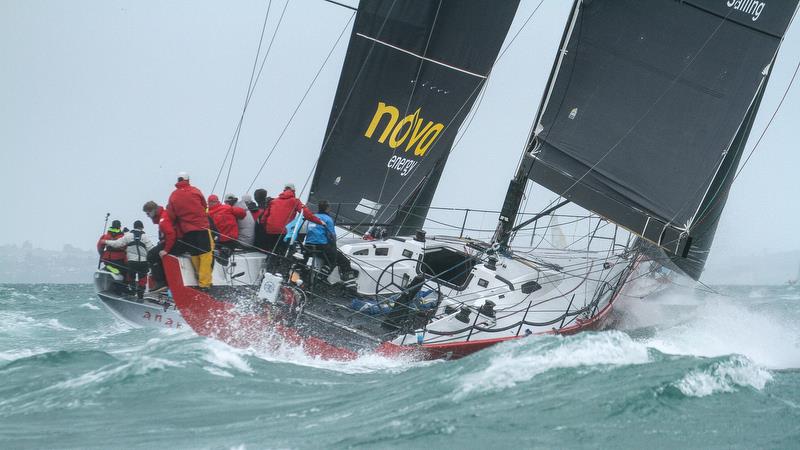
[456,331,651,397]
[615,288,800,369]
[672,355,772,398]
[2,283,799,448]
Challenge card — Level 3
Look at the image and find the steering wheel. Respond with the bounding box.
[374,258,442,308]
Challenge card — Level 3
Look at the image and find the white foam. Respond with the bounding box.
[0,311,36,333]
[201,340,254,374]
[616,290,800,369]
[43,318,76,331]
[79,302,101,310]
[455,331,650,397]
[0,313,76,333]
[55,356,183,390]
[675,355,772,397]
[0,347,51,362]
[203,365,234,378]
[246,334,435,375]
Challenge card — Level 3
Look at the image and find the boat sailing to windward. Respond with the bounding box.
[95,0,799,359]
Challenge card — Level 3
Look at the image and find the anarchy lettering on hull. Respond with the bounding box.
[309,0,519,234]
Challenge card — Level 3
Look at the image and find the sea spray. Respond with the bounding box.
[614,286,800,369]
[1,284,799,448]
[455,331,651,398]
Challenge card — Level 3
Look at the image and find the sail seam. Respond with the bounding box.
[355,33,487,79]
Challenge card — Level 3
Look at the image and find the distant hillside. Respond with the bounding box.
[0,242,97,284]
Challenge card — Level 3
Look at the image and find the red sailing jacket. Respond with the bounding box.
[97,231,126,262]
[167,180,208,237]
[263,189,323,234]
[208,203,246,242]
[152,206,177,253]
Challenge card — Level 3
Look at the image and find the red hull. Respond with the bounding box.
[164,256,620,361]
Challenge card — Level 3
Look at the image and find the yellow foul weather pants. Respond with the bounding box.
[190,230,214,288]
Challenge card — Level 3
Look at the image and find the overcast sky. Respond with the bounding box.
[1,0,798,279]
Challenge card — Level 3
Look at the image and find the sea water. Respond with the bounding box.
[0,283,798,449]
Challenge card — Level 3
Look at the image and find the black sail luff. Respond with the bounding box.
[309,0,520,234]
[522,0,798,279]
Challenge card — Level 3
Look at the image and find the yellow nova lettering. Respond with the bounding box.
[364,102,444,157]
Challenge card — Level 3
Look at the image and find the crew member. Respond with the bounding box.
[97,219,127,278]
[263,183,324,255]
[233,193,256,248]
[167,172,213,289]
[208,193,246,251]
[102,220,154,298]
[253,188,271,250]
[241,193,258,215]
[142,201,177,292]
[305,200,356,282]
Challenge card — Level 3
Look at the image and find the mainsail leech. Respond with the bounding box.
[309,0,520,235]
[503,0,799,280]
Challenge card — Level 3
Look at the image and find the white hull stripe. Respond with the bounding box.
[356,33,487,79]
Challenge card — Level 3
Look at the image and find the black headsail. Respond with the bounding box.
[508,0,797,280]
[309,0,519,235]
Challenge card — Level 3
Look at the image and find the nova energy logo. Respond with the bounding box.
[364,102,444,157]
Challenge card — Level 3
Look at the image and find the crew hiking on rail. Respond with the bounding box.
[98,172,348,297]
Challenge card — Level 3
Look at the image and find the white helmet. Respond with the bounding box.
[177,171,190,181]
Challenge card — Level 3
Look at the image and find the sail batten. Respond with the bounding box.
[521,0,798,279]
[309,0,520,234]
[354,33,489,79]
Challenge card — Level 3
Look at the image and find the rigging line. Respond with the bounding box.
[734,57,800,179]
[321,0,357,12]
[224,0,291,195]
[371,0,547,229]
[375,0,443,207]
[310,2,557,243]
[392,70,495,235]
[690,4,800,226]
[531,7,736,236]
[366,80,485,228]
[500,0,547,171]
[310,0,548,240]
[297,0,400,201]
[246,10,356,193]
[694,56,800,227]
[212,0,273,194]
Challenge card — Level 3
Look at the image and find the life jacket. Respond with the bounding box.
[126,229,149,262]
[100,230,126,261]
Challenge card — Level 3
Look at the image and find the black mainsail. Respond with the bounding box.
[309,0,519,235]
[506,0,797,279]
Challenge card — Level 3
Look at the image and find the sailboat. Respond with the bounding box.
[148,0,797,360]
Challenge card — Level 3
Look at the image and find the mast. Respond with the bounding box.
[493,0,581,249]
[495,0,799,280]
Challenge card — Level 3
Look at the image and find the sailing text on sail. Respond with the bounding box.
[727,0,765,21]
[364,102,444,157]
